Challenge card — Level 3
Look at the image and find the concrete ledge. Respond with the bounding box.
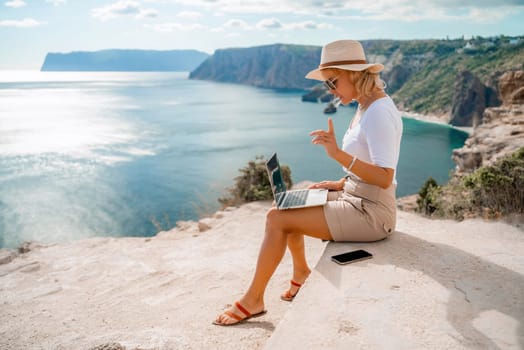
[264,211,524,349]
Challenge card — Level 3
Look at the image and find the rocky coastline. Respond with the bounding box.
[398,70,523,215]
[303,86,467,129]
[452,70,524,172]
[398,70,524,173]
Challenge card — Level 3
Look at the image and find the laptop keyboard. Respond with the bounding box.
[282,190,309,207]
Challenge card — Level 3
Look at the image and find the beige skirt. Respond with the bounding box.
[323,175,397,242]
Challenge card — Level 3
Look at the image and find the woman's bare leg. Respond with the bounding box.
[283,233,311,296]
[215,206,333,325]
[282,191,340,293]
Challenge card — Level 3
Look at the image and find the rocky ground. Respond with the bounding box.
[1,203,522,350]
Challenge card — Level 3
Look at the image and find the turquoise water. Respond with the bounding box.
[0,71,468,248]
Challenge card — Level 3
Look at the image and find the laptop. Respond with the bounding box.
[266,153,328,210]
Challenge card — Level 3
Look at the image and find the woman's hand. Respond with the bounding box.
[310,118,339,159]
[308,178,345,191]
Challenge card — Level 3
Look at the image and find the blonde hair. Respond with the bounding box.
[324,68,386,98]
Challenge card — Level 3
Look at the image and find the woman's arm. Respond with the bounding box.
[310,118,394,189]
[308,177,346,190]
[332,150,394,189]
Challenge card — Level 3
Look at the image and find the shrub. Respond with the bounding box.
[462,147,524,217]
[416,177,440,215]
[428,175,474,220]
[416,147,524,220]
[219,156,293,207]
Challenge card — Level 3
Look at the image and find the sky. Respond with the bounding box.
[0,0,523,69]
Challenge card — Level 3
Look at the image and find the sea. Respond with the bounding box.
[0,71,468,248]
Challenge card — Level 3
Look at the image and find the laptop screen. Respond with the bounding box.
[266,153,287,204]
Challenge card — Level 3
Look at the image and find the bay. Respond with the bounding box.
[0,71,468,248]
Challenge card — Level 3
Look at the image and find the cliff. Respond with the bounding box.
[189,37,524,125]
[189,44,320,89]
[449,70,499,127]
[452,70,524,172]
[41,49,209,72]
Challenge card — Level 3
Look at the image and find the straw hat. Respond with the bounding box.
[305,40,384,81]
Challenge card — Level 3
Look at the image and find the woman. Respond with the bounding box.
[213,39,403,326]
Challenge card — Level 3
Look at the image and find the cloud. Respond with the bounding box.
[256,18,333,30]
[302,0,524,22]
[284,21,333,30]
[176,11,202,20]
[256,18,282,29]
[5,0,26,8]
[193,16,336,34]
[421,0,523,9]
[290,0,523,13]
[171,0,280,13]
[339,2,524,22]
[0,18,47,27]
[92,0,158,21]
[169,0,522,22]
[463,6,520,22]
[145,22,207,32]
[136,8,158,18]
[45,0,66,6]
[223,18,252,30]
[167,0,346,15]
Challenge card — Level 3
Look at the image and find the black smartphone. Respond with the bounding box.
[331,249,373,265]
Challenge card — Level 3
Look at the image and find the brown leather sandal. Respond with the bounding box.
[280,280,303,302]
[213,301,267,326]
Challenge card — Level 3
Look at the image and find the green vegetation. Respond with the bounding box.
[193,36,523,112]
[219,156,293,207]
[392,37,524,114]
[417,148,524,220]
[416,177,440,215]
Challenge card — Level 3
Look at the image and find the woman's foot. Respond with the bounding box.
[213,301,267,326]
[280,270,310,302]
[280,280,303,301]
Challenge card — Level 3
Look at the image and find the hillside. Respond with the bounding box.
[383,37,524,121]
[189,37,524,123]
[41,49,209,72]
[189,43,320,89]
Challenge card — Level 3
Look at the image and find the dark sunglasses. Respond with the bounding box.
[323,76,339,90]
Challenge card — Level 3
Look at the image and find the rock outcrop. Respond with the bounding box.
[452,70,524,171]
[190,44,320,90]
[499,70,524,105]
[449,70,500,127]
[382,64,417,93]
[301,85,333,103]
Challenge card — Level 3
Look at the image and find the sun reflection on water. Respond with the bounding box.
[0,84,152,164]
[0,71,162,247]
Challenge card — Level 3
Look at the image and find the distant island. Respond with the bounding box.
[41,49,209,72]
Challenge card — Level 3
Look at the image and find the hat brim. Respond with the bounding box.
[305,63,384,81]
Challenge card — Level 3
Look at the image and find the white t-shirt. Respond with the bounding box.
[341,96,403,184]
